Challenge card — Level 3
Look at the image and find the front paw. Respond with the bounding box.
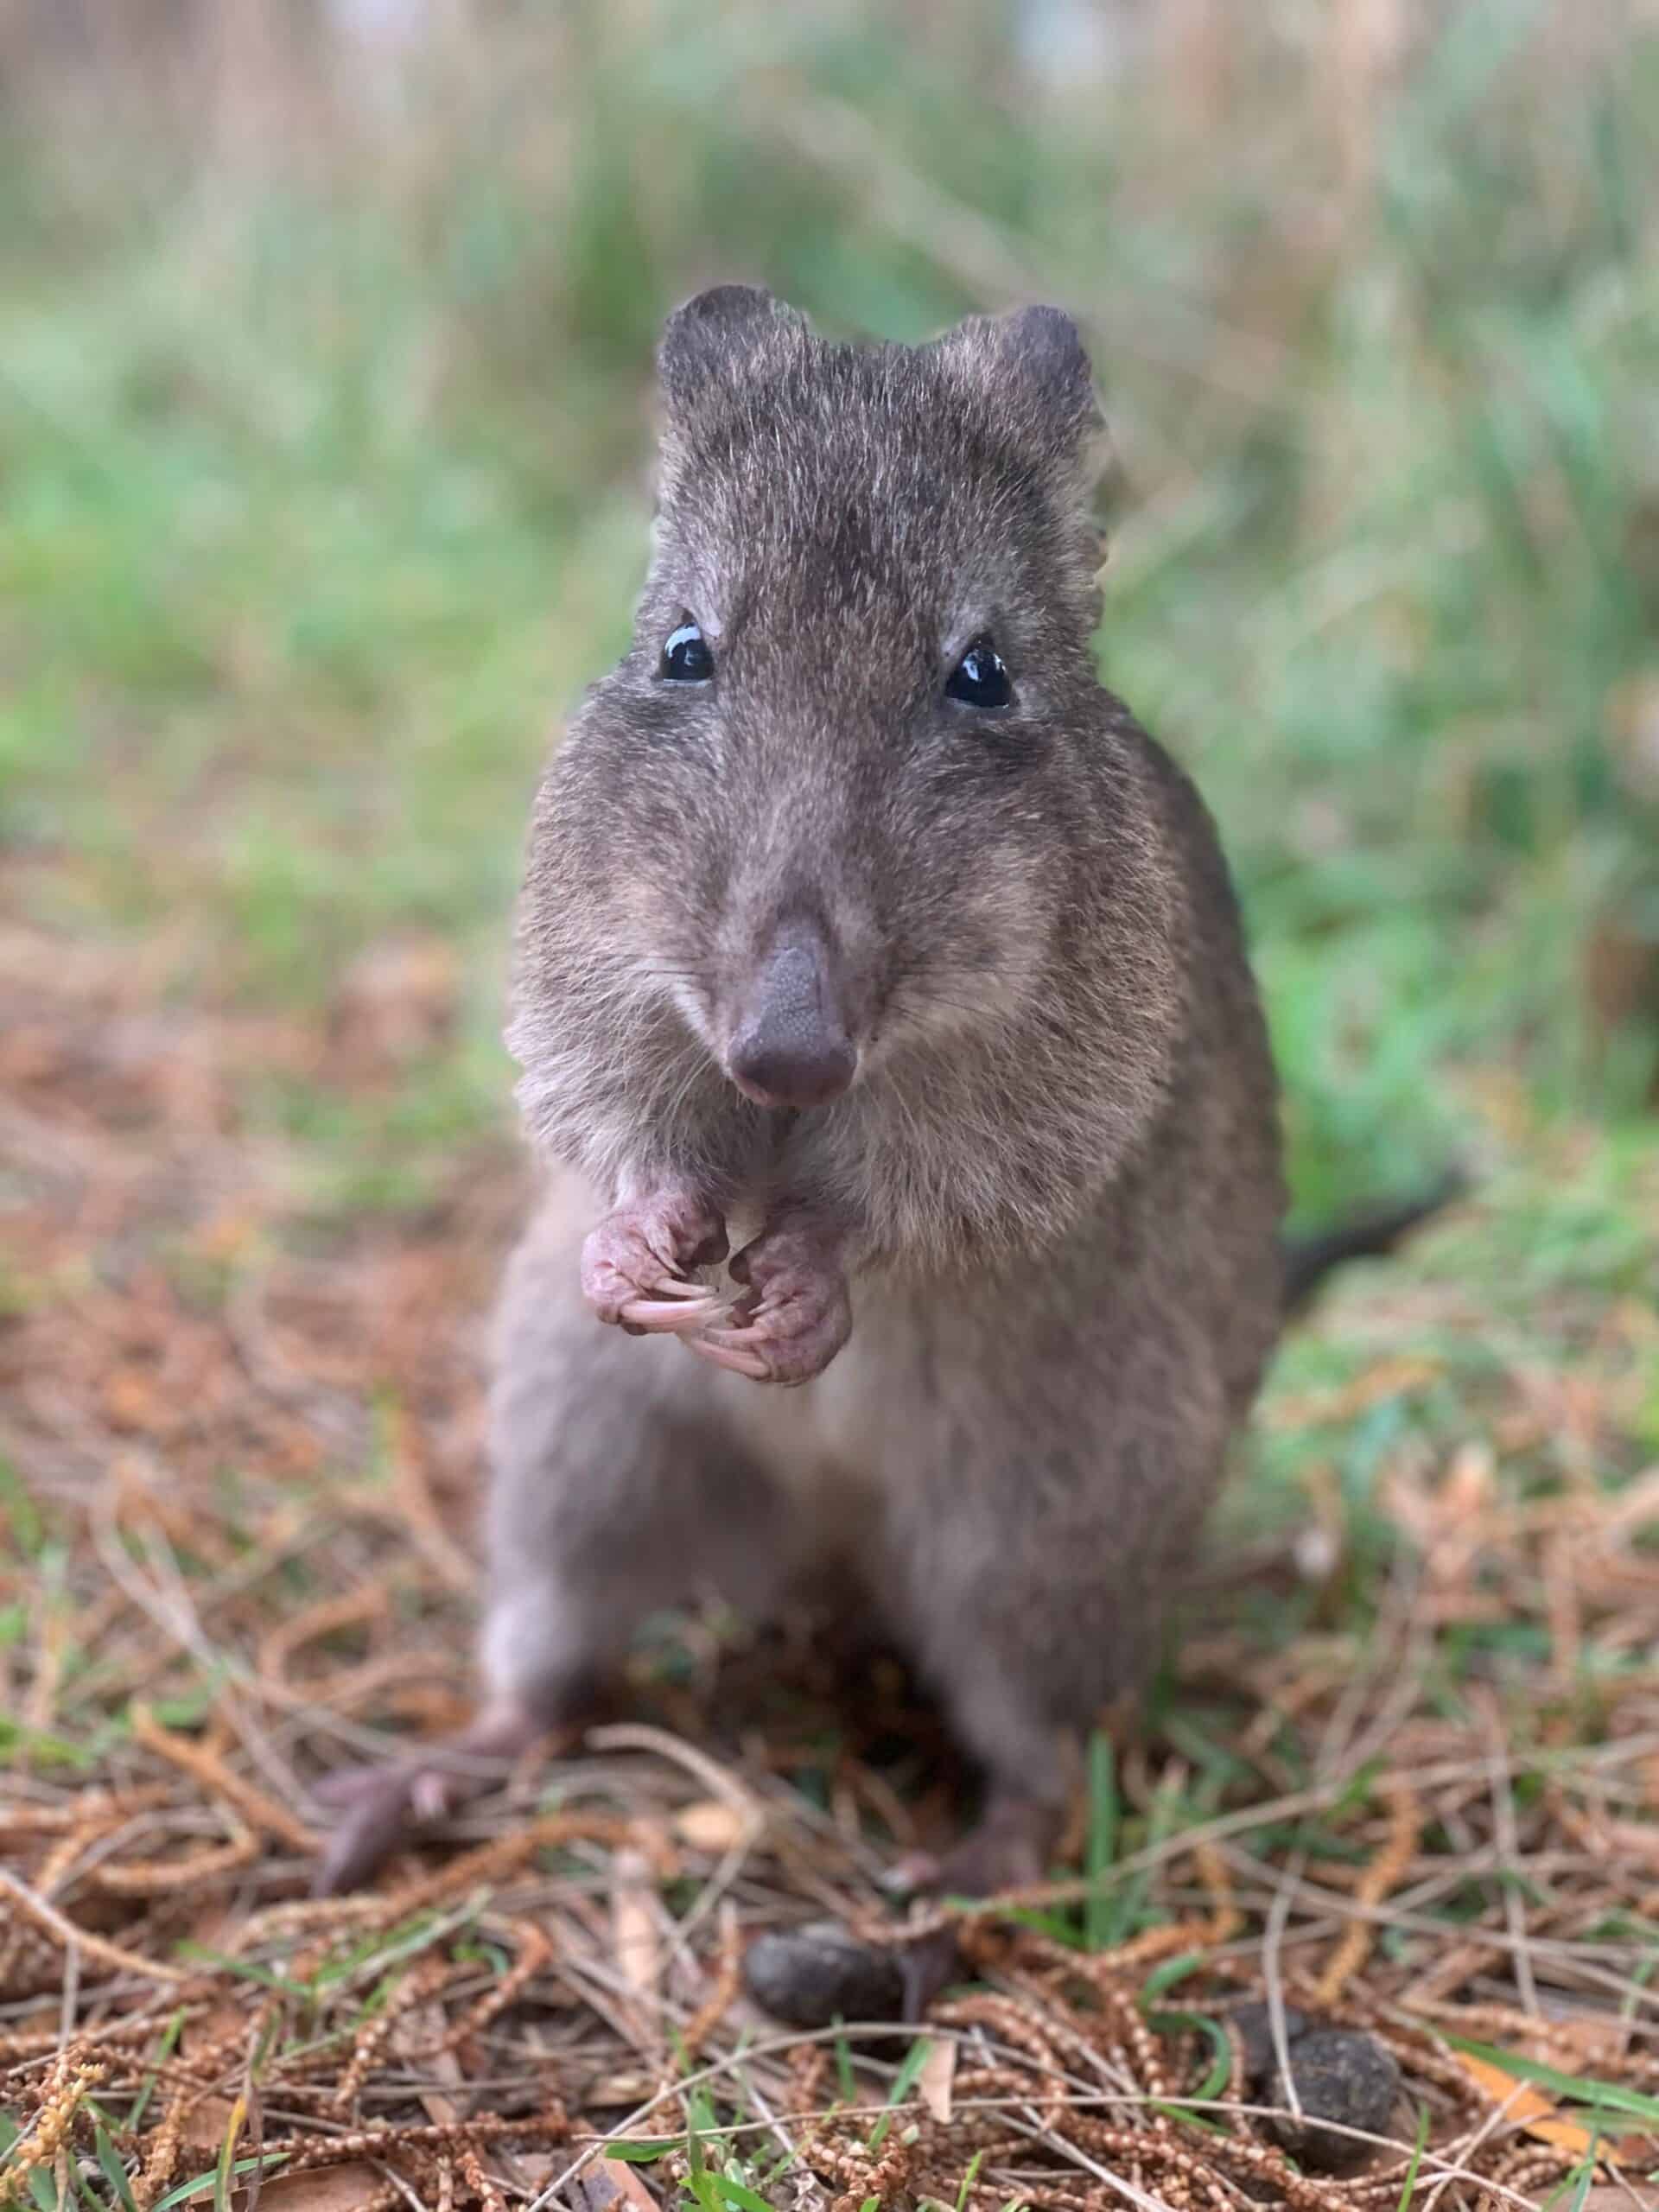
[687,1220,851,1385]
[581,1192,730,1335]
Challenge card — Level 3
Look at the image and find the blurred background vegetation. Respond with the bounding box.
[3,0,1656,1229]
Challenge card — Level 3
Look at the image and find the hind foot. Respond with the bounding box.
[887,1792,1059,2018]
[888,1789,1058,1900]
[310,1696,566,1895]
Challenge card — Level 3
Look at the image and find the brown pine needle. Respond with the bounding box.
[1313,1783,1423,2005]
[131,1704,318,1853]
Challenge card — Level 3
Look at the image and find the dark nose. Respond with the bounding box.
[726,924,857,1109]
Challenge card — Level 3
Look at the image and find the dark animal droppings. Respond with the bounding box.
[741,1917,906,2028]
[1266,2027,1403,2174]
[1227,1999,1311,2083]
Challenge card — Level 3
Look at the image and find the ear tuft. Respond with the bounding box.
[658,286,804,410]
[1002,304,1095,413]
[933,303,1103,464]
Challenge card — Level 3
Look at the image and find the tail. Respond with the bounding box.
[1280,1172,1464,1316]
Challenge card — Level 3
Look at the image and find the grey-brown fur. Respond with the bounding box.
[315,289,1287,1915]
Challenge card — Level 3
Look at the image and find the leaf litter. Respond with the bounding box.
[3,912,1659,2210]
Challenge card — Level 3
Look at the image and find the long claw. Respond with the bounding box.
[645,1278,718,1299]
[696,1322,771,1351]
[617,1294,729,1332]
[684,1337,770,1380]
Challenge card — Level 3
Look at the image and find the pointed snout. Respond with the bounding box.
[724,920,858,1110]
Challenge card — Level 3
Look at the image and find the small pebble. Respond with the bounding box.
[742,1917,906,2028]
[1266,2027,1402,2174]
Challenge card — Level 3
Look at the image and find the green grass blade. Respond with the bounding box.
[708,2176,773,2212]
[1394,2106,1430,2212]
[1084,1731,1119,1950]
[1445,2037,1659,2126]
[955,2149,986,2212]
[94,2124,138,2212]
[868,2036,932,2152]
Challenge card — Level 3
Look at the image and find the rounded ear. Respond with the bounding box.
[658,286,806,411]
[932,303,1103,464]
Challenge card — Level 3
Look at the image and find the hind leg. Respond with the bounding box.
[873,1332,1228,2009]
[873,1547,1160,2014]
[313,1182,802,1892]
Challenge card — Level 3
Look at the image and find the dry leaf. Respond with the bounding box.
[610,1846,664,2049]
[1454,2051,1598,2160]
[583,2070,657,2107]
[569,2156,663,2212]
[245,2164,388,2212]
[612,1847,664,1997]
[917,2036,957,2124]
[391,1999,463,2126]
[671,1800,752,1853]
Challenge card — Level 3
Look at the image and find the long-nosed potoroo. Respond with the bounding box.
[313,289,1446,1997]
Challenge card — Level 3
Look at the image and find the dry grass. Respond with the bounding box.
[3,895,1659,2211]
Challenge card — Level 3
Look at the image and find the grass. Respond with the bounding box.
[3,3,1659,2209]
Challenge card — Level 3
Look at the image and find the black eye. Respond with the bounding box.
[660,618,714,683]
[945,636,1012,709]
